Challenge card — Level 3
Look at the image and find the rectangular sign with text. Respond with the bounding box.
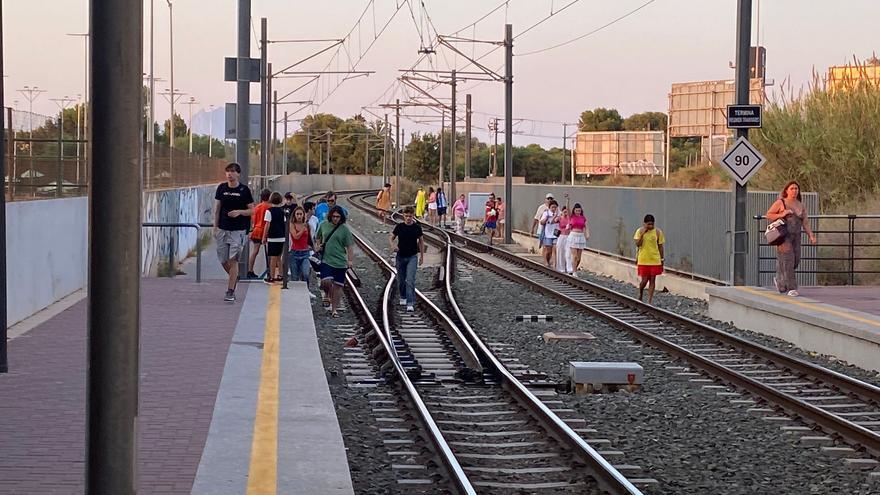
[726,104,762,129]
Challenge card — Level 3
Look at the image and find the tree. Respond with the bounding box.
[623,111,667,132]
[578,108,623,132]
[162,113,188,144]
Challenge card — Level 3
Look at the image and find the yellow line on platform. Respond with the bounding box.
[246,285,281,495]
[739,286,880,328]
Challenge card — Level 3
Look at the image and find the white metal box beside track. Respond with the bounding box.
[569,362,644,391]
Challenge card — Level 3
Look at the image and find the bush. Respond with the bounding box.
[751,71,880,211]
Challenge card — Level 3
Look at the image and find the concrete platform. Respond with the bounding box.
[707,286,880,372]
[192,282,354,494]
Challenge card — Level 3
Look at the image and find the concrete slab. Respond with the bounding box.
[191,284,267,494]
[191,282,354,494]
[707,286,880,372]
[278,282,355,494]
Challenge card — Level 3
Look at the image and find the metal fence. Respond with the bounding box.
[452,181,819,285]
[4,107,229,201]
[754,214,880,286]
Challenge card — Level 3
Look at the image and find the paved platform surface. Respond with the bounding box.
[791,286,880,317]
[0,278,246,494]
[192,282,354,494]
[707,285,880,372]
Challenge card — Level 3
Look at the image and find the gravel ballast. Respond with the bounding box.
[340,198,878,494]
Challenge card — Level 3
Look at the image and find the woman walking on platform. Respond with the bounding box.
[765,180,816,297]
[568,203,589,276]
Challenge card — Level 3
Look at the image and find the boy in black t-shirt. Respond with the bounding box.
[213,163,255,301]
[261,192,286,283]
[389,206,424,312]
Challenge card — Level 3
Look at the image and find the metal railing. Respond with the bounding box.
[753,214,880,285]
[142,222,205,282]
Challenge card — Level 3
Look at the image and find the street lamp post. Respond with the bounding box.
[208,104,214,157]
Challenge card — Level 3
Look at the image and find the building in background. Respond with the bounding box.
[827,60,880,92]
[572,131,664,177]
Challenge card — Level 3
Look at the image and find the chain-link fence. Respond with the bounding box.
[4,107,229,200]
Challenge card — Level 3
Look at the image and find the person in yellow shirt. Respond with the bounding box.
[633,214,665,304]
[376,183,392,223]
[414,186,427,219]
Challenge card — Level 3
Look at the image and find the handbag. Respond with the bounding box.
[316,223,342,259]
[764,199,789,246]
[765,219,788,246]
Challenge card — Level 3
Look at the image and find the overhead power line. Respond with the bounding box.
[518,0,659,57]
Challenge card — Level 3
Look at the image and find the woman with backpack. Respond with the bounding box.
[765,180,816,297]
[315,206,355,317]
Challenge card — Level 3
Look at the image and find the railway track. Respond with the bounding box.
[346,191,880,468]
[340,197,647,493]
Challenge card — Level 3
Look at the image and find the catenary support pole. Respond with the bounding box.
[272,87,277,175]
[439,112,444,190]
[282,110,287,174]
[450,70,457,203]
[732,0,752,285]
[383,113,389,183]
[260,18,268,189]
[236,0,251,276]
[395,100,400,207]
[465,94,471,179]
[364,134,369,176]
[87,0,142,491]
[561,123,567,184]
[503,24,513,244]
[305,126,310,175]
[0,0,7,373]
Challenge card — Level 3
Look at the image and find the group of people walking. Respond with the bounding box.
[212,163,353,315]
[531,192,591,277]
[213,163,812,315]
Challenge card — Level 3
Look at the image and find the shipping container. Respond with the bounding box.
[573,131,664,176]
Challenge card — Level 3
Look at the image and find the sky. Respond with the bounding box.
[5,0,880,147]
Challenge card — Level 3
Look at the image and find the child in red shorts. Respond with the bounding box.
[634,214,665,304]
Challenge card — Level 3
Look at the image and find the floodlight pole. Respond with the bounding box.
[732,0,751,286]
[395,99,400,206]
[465,94,472,179]
[449,70,457,203]
[236,0,251,276]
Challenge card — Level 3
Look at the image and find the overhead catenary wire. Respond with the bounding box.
[518,0,658,56]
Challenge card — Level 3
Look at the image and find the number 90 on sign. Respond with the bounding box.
[734,155,750,167]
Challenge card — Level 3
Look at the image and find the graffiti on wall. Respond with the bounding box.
[141,185,216,275]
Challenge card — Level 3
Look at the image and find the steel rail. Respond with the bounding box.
[344,233,477,495]
[434,229,880,458]
[350,192,645,495]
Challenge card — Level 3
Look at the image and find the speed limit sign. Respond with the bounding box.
[720,136,767,186]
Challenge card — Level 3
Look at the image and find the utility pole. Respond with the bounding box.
[465,94,472,179]
[383,113,389,183]
[50,96,76,162]
[450,70,457,203]
[1,0,8,373]
[326,130,331,174]
[490,118,499,177]
[732,0,752,286]
[149,0,155,158]
[87,0,142,490]
[305,126,310,175]
[185,96,197,153]
[401,128,406,187]
[17,86,45,155]
[439,112,445,190]
[282,110,288,174]
[364,134,369,176]
[159,88,184,179]
[272,89,278,175]
[395,99,400,207]
[503,24,513,244]
[561,123,567,184]
[236,0,252,276]
[208,104,214,157]
[260,18,268,188]
[166,0,174,153]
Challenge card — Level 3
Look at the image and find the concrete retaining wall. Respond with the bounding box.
[6,198,89,326]
[512,231,711,301]
[7,185,217,326]
[270,175,386,197]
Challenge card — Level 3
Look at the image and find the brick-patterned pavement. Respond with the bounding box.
[0,279,248,494]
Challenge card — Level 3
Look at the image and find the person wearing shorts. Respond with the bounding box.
[539,200,560,268]
[634,214,665,305]
[214,163,255,302]
[436,187,448,227]
[261,192,286,283]
[483,194,498,244]
[316,205,355,317]
[247,188,272,279]
[427,187,438,225]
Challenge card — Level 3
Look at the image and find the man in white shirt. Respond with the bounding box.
[531,193,554,238]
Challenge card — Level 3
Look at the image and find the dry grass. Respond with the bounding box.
[585,164,730,190]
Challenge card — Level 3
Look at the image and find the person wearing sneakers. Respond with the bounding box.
[634,214,665,305]
[247,188,272,279]
[213,163,255,302]
[765,180,817,297]
[261,192,286,283]
[315,206,355,317]
[288,206,315,299]
[389,206,424,312]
